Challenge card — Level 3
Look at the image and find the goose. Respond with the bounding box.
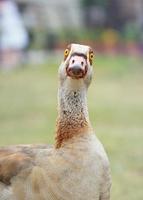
[0,43,111,200]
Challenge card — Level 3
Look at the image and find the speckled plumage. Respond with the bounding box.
[0,44,111,200]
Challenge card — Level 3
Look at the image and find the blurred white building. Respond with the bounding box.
[15,0,143,31]
[15,0,83,30]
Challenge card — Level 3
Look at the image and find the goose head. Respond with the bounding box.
[59,43,94,88]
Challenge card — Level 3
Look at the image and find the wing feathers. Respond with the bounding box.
[0,149,34,185]
[0,144,51,185]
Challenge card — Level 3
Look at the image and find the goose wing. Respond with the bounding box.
[0,144,50,185]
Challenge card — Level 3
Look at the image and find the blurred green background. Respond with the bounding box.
[0,0,143,199]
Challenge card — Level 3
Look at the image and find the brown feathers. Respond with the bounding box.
[0,145,49,185]
[0,150,32,185]
[55,116,90,148]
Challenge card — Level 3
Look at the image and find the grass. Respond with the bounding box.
[0,54,143,199]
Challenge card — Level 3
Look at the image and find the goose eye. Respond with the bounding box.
[89,53,94,60]
[89,52,94,64]
[64,49,70,59]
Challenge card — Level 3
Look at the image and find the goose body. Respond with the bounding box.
[0,44,111,200]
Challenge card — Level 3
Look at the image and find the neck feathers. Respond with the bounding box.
[55,85,91,148]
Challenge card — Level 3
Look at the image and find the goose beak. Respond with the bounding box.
[66,55,87,79]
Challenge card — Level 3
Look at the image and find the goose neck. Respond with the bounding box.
[55,84,91,148]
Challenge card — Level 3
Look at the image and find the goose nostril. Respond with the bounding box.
[81,61,84,66]
[72,59,75,64]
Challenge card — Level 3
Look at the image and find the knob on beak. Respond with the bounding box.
[66,65,85,79]
[71,65,83,75]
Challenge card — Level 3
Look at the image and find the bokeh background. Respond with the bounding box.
[0,0,143,199]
